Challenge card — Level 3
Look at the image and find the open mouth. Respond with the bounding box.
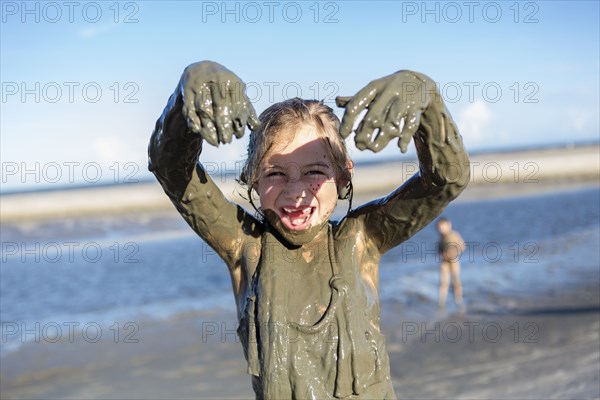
[279,206,315,231]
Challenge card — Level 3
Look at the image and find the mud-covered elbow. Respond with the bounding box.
[147,134,160,175]
[146,128,179,196]
[441,153,470,200]
[147,142,169,190]
[147,141,156,174]
[147,138,164,182]
[147,153,161,180]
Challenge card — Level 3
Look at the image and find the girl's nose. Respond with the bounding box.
[284,179,307,199]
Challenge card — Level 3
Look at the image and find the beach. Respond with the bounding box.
[1,145,599,399]
[2,144,599,222]
[2,281,598,400]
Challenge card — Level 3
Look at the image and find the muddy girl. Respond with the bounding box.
[148,60,470,399]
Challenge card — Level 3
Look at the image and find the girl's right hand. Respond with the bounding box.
[178,60,260,146]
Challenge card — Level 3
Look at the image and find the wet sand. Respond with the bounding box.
[2,282,598,399]
[385,283,600,400]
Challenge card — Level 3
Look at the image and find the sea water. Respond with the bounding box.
[1,186,598,356]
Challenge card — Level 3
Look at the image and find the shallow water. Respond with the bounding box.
[383,187,600,325]
[1,186,599,356]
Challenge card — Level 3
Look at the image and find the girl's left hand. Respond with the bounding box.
[336,70,439,153]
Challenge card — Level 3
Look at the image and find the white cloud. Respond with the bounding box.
[93,135,142,165]
[567,107,596,133]
[457,99,493,145]
[78,23,115,38]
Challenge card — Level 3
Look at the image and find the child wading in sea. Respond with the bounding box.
[149,61,470,399]
[437,217,466,310]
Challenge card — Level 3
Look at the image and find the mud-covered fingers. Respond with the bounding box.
[247,112,260,132]
[211,83,234,144]
[184,85,219,147]
[230,98,260,139]
[398,109,422,153]
[353,114,378,150]
[353,113,387,152]
[355,128,395,153]
[232,116,245,139]
[231,108,249,139]
[339,100,364,139]
[198,119,218,146]
[338,86,379,138]
[243,98,260,132]
[377,105,403,151]
[356,92,401,151]
[381,98,404,137]
[193,85,218,146]
[335,96,352,108]
[352,121,369,151]
[217,79,260,141]
[384,100,412,153]
[181,84,202,134]
[355,98,404,153]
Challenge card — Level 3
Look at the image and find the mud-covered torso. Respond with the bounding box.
[237,221,395,399]
[283,243,333,326]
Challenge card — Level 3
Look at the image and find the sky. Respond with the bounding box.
[1,0,599,191]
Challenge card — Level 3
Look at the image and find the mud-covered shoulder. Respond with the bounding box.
[331,213,381,262]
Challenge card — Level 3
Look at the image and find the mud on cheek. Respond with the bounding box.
[309,183,322,192]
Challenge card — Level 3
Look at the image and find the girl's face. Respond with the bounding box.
[256,125,342,232]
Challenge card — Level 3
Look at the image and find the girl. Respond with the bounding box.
[148,61,469,399]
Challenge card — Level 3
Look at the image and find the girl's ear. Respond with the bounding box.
[346,160,354,177]
[337,160,354,200]
[337,181,352,200]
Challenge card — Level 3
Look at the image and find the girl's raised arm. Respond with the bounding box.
[337,70,470,254]
[148,61,262,269]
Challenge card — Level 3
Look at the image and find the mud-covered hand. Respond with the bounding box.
[336,70,440,153]
[179,60,260,146]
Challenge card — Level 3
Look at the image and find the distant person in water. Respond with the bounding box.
[149,60,470,399]
[437,218,465,310]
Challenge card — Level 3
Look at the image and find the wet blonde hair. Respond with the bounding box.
[239,98,352,194]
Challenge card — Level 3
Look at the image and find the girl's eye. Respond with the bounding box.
[266,171,285,178]
[306,170,326,176]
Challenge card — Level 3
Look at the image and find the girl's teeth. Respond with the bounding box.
[283,207,313,226]
[284,207,310,214]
